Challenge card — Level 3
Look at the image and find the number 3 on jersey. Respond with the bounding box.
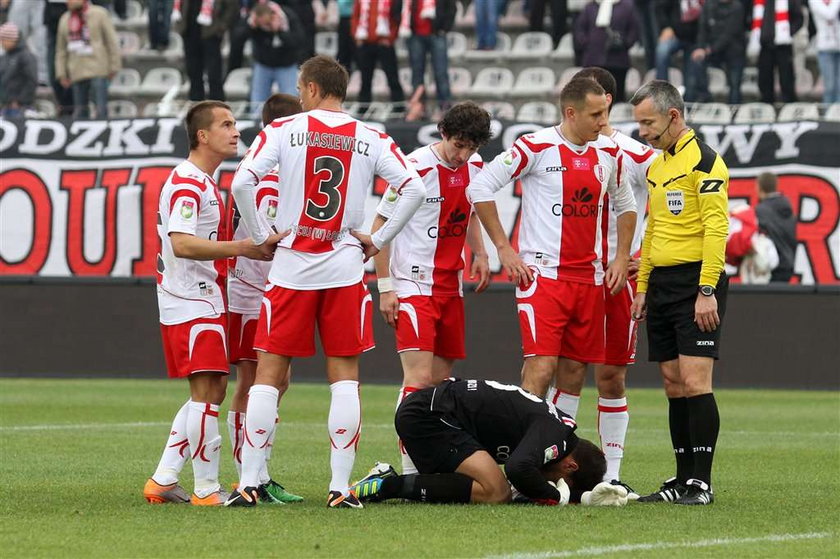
[306,156,346,221]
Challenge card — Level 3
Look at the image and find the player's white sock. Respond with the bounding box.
[397,386,419,475]
[187,401,222,498]
[152,400,191,485]
[328,380,361,494]
[259,413,279,485]
[555,391,580,420]
[226,411,244,479]
[598,397,629,481]
[546,385,559,406]
[240,384,279,489]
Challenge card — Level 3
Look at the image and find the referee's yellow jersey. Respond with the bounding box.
[637,129,729,292]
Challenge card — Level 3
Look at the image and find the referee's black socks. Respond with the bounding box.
[668,397,694,484]
[687,392,720,486]
[379,473,473,503]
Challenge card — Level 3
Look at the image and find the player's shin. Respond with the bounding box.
[381,474,473,503]
[187,402,222,497]
[598,397,629,481]
[226,411,244,479]
[328,380,361,494]
[152,400,191,485]
[240,385,280,488]
[259,413,279,485]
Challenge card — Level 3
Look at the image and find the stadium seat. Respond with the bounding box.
[481,101,516,120]
[610,102,634,123]
[224,67,252,99]
[629,42,645,61]
[644,68,683,87]
[498,0,529,29]
[509,67,555,97]
[707,67,728,97]
[625,67,642,94]
[372,69,405,98]
[568,0,588,11]
[689,102,732,124]
[517,101,558,124]
[427,67,473,97]
[549,33,574,61]
[777,102,820,122]
[447,32,468,61]
[364,102,394,121]
[553,66,583,95]
[395,36,409,61]
[343,101,364,118]
[469,67,515,97]
[464,32,512,62]
[741,67,760,98]
[227,101,250,119]
[140,67,183,97]
[315,32,338,58]
[455,0,476,28]
[107,100,138,118]
[124,0,145,26]
[142,100,188,118]
[733,102,776,124]
[346,70,361,98]
[109,68,142,96]
[33,99,57,118]
[825,103,840,122]
[793,68,815,100]
[398,66,417,95]
[508,32,553,60]
[117,31,141,56]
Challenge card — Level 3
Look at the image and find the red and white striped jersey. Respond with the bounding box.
[599,130,655,262]
[232,109,424,290]
[468,127,636,285]
[156,160,228,325]
[226,170,279,314]
[377,145,484,297]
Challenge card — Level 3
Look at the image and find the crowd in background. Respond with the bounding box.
[0,0,839,119]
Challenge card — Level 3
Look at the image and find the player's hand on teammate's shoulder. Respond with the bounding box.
[606,255,630,295]
[470,253,490,293]
[350,230,380,262]
[379,291,399,328]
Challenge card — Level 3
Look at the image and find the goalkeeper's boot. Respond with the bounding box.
[191,489,230,506]
[327,490,363,509]
[349,462,398,502]
[259,479,304,504]
[143,478,190,504]
[224,486,259,507]
[636,477,687,503]
[674,479,714,506]
[609,479,640,501]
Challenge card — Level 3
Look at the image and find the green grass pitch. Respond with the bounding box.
[1,379,838,558]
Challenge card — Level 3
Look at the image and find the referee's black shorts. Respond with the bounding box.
[395,388,483,474]
[646,261,728,362]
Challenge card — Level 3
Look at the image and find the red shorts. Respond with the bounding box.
[395,295,465,359]
[228,312,259,364]
[604,279,638,366]
[160,314,230,378]
[516,274,605,363]
[255,282,374,357]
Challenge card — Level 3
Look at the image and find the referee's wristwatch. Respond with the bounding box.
[699,285,716,296]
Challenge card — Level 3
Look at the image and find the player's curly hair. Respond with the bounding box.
[437,102,492,148]
[568,439,607,493]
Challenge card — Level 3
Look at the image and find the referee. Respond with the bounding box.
[628,81,729,506]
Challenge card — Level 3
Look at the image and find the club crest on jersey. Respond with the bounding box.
[667,190,684,215]
[180,200,194,219]
[543,444,560,464]
[594,164,607,184]
[266,200,278,219]
[502,149,518,166]
[385,186,400,202]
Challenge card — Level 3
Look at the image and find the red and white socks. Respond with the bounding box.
[152,400,191,486]
[554,390,581,420]
[328,380,361,494]
[598,397,629,482]
[397,386,420,475]
[227,410,245,479]
[240,384,279,489]
[186,401,222,498]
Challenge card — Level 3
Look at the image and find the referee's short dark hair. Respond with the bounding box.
[629,80,685,117]
[573,67,617,111]
[568,439,607,493]
[559,77,606,111]
[438,101,492,148]
[262,93,301,127]
[758,172,778,194]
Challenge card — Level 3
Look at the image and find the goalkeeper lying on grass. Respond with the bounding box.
[350,379,631,507]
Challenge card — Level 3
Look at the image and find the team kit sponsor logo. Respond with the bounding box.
[427,209,468,239]
[551,187,601,218]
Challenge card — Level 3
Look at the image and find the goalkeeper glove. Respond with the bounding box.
[581,481,629,507]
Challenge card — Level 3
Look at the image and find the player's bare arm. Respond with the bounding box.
[350,229,380,262]
[170,232,281,261]
[473,201,533,286]
[466,216,490,293]
[605,211,636,295]
[370,214,399,327]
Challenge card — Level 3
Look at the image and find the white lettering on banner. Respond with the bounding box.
[19,120,67,155]
[0,120,17,153]
[67,121,108,157]
[152,118,180,154]
[696,122,819,164]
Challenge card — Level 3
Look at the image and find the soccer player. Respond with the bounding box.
[349,378,630,507]
[143,101,284,506]
[546,67,655,490]
[371,101,492,475]
[630,80,729,505]
[466,78,637,401]
[226,55,425,508]
[226,93,303,504]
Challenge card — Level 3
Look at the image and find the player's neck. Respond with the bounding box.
[311,97,343,112]
[558,121,587,147]
[187,151,223,178]
[602,123,614,136]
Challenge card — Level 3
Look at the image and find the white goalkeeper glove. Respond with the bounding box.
[581,481,629,507]
[547,479,571,506]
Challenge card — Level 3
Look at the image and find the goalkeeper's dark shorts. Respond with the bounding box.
[395,388,483,475]
[646,262,729,362]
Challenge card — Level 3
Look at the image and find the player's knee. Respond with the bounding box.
[682,376,712,397]
[596,366,626,397]
[482,482,512,504]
